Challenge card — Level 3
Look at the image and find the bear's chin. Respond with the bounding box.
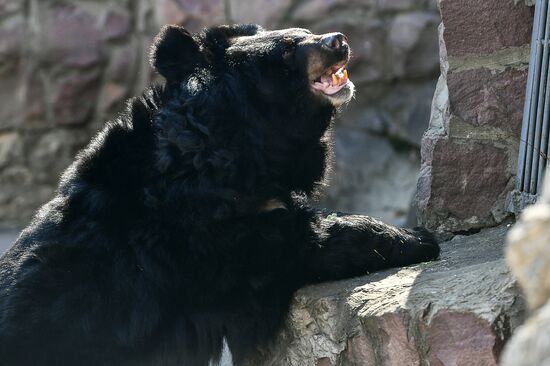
[314,80,355,107]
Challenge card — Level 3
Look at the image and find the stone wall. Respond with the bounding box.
[0,0,440,229]
[417,0,534,233]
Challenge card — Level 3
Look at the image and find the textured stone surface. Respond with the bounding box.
[501,300,550,366]
[29,130,91,184]
[425,313,498,366]
[0,133,22,169]
[52,70,102,125]
[507,204,550,310]
[378,0,419,11]
[419,137,515,232]
[321,129,421,225]
[439,0,533,57]
[153,0,225,31]
[501,170,550,366]
[0,0,440,228]
[389,12,440,78]
[229,0,292,28]
[506,169,550,308]
[429,139,511,225]
[102,10,131,41]
[244,225,524,365]
[41,3,104,68]
[447,68,527,138]
[417,0,532,233]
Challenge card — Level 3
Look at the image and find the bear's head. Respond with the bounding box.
[148,24,355,197]
[149,24,354,137]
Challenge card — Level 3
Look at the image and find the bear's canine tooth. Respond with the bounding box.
[332,74,338,86]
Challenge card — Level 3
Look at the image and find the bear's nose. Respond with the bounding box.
[321,33,348,50]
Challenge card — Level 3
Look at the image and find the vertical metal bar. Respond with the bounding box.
[531,0,550,194]
[538,35,550,191]
[523,0,547,193]
[519,0,543,190]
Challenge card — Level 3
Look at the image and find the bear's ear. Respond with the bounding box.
[149,25,203,80]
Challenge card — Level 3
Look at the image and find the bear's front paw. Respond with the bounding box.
[402,227,440,263]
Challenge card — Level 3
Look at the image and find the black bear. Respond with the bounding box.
[0,24,439,366]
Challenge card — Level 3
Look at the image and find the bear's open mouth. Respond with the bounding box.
[311,61,350,95]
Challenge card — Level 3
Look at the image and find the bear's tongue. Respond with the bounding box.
[312,67,349,95]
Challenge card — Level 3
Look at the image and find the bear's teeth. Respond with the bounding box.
[329,67,349,86]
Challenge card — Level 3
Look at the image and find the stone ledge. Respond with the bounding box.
[447,45,530,73]
[246,225,525,366]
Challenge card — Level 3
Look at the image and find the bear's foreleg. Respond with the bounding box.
[305,212,440,283]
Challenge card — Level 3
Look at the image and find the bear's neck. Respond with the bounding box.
[152,85,334,215]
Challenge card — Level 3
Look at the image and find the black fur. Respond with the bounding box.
[0,24,439,366]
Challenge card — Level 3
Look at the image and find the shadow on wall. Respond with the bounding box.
[0,0,440,230]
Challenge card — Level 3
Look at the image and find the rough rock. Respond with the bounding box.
[335,81,437,147]
[320,129,420,227]
[244,225,524,365]
[0,16,23,64]
[228,0,292,28]
[417,0,531,233]
[104,44,139,84]
[501,171,550,365]
[0,132,22,168]
[514,0,535,5]
[153,0,225,32]
[428,139,511,225]
[447,68,527,138]
[28,129,90,184]
[333,20,387,85]
[501,300,550,366]
[102,10,131,41]
[439,0,533,57]
[416,22,450,221]
[0,0,22,17]
[389,12,440,78]
[289,0,357,23]
[317,5,440,223]
[0,13,24,130]
[506,203,550,309]
[98,82,127,113]
[52,70,102,125]
[0,70,23,130]
[0,181,54,229]
[40,3,104,68]
[20,71,47,125]
[377,0,419,11]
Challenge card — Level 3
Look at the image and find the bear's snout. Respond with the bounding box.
[320,32,348,51]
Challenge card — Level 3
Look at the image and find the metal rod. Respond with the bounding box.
[530,0,550,193]
[523,0,547,193]
[518,0,544,191]
[538,1,550,191]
